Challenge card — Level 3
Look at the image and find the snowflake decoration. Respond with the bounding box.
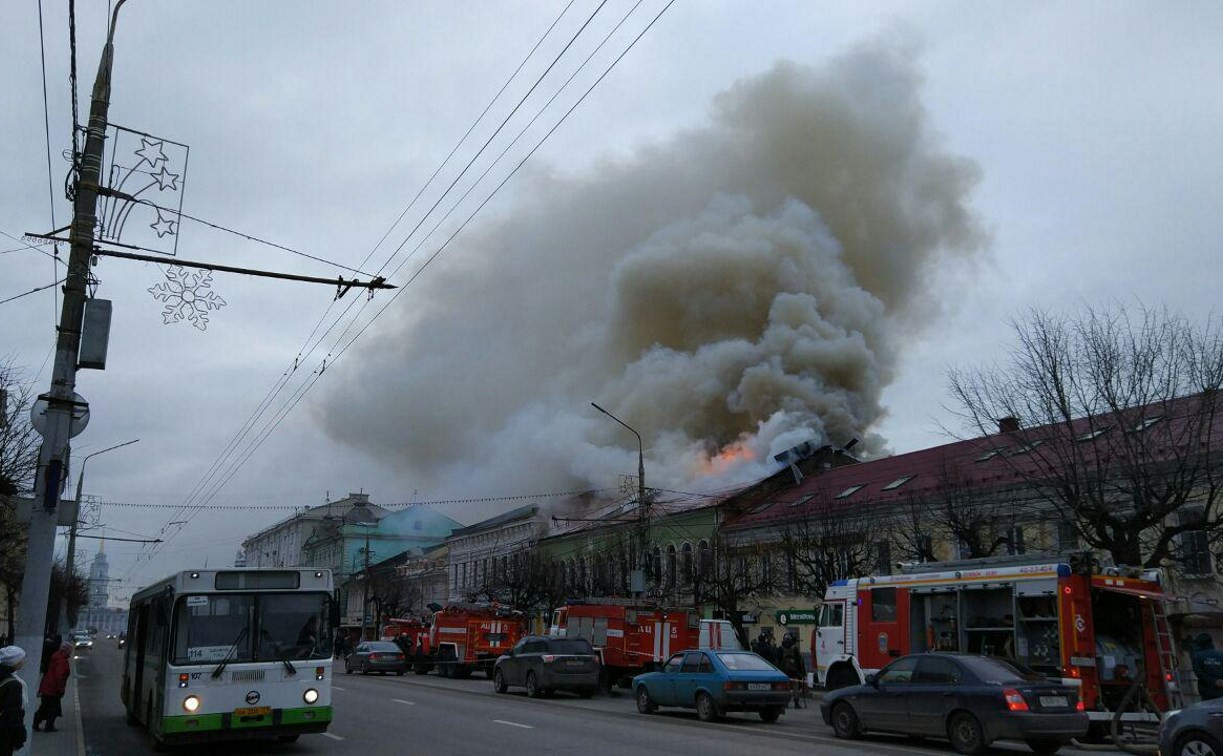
[148,266,227,331]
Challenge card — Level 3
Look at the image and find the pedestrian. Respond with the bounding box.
[1192,633,1223,701]
[33,641,71,733]
[0,646,28,756]
[780,635,806,709]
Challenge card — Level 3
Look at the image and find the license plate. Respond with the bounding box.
[747,683,771,691]
[565,660,585,666]
[1039,696,1068,708]
[234,707,271,717]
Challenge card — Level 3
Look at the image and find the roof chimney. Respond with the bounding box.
[996,416,1020,434]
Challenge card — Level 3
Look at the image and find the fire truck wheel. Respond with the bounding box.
[526,672,542,698]
[947,711,987,755]
[1174,732,1222,756]
[1024,738,1064,755]
[636,686,656,714]
[696,692,721,722]
[831,702,861,739]
[493,670,508,694]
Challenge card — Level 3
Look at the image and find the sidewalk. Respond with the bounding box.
[20,672,84,756]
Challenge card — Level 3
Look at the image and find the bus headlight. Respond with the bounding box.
[303,688,319,704]
[183,695,201,713]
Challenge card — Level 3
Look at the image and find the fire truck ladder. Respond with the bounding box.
[1149,599,1184,711]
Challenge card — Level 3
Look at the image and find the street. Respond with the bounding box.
[72,644,1128,756]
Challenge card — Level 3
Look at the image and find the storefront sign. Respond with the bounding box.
[776,609,817,625]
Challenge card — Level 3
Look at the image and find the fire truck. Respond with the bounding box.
[380,617,429,647]
[812,555,1182,724]
[412,604,527,678]
[548,599,742,688]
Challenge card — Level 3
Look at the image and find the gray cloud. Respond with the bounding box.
[316,38,987,520]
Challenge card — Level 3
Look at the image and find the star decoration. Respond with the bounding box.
[134,137,168,169]
[150,164,180,191]
[148,267,226,331]
[150,208,178,238]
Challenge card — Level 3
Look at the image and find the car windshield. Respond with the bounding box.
[960,656,1046,684]
[367,642,401,652]
[717,652,777,671]
[172,592,332,665]
[549,639,592,654]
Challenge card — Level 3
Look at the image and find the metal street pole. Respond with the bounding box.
[591,402,647,593]
[360,526,371,641]
[17,0,128,729]
[61,439,139,634]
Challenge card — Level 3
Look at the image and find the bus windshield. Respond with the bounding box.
[172,592,331,665]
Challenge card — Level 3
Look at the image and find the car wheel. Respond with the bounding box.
[494,669,508,694]
[577,688,594,699]
[1176,732,1223,756]
[831,702,861,739]
[636,686,656,714]
[948,711,988,755]
[345,661,352,674]
[361,662,370,675]
[696,692,720,722]
[526,671,541,698]
[1025,738,1065,755]
[759,706,783,723]
[396,669,404,676]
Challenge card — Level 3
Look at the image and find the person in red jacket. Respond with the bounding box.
[33,642,71,733]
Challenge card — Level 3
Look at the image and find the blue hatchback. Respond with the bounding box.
[633,650,792,723]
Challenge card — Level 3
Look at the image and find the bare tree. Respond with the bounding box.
[776,494,879,600]
[0,358,39,496]
[693,535,781,646]
[948,304,1223,569]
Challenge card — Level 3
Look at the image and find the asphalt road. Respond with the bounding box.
[77,645,1126,755]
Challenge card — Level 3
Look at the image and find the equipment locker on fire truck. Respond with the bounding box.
[813,555,1183,723]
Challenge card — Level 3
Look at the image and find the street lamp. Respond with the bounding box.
[591,402,648,594]
[61,438,139,634]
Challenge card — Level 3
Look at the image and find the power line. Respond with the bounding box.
[35,0,61,323]
[0,278,65,307]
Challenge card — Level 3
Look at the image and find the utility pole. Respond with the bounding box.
[591,402,648,596]
[360,526,371,641]
[60,438,139,635]
[17,0,128,725]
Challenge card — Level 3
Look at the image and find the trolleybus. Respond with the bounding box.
[122,568,335,748]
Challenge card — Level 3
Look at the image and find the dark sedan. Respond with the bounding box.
[633,650,791,723]
[493,635,599,698]
[821,653,1087,755]
[1158,696,1223,756]
[344,641,407,675]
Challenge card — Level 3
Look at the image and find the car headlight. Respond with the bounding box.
[183,695,201,713]
[303,688,319,705]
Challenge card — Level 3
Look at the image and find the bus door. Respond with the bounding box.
[858,586,908,671]
[131,603,149,719]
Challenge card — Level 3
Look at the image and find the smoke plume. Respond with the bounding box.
[316,38,987,520]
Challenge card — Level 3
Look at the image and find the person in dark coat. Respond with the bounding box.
[0,646,28,756]
[1192,633,1223,701]
[33,641,72,732]
[780,635,806,708]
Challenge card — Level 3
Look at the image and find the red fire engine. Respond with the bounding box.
[812,555,1182,723]
[380,617,429,646]
[549,599,742,688]
[412,604,527,678]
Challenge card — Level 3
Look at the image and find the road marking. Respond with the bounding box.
[493,719,534,729]
[392,698,416,705]
[331,686,346,691]
[73,675,85,756]
[323,732,345,741]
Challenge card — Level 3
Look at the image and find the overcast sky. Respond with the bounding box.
[3,1,1221,602]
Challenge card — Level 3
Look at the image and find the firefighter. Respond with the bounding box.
[1191,633,1223,701]
[780,634,806,708]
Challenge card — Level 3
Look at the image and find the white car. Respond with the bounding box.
[72,635,94,650]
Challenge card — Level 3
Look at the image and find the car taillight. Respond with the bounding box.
[1003,688,1029,712]
[724,681,745,691]
[773,682,790,691]
[1076,699,1085,712]
[542,655,556,664]
[370,653,380,660]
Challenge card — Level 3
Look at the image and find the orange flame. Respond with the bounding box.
[695,441,756,476]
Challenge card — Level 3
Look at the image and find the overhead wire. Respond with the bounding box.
[34,0,61,321]
[0,278,66,307]
[140,0,676,568]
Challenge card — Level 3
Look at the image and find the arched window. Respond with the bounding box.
[577,557,587,594]
[666,544,677,588]
[698,540,712,578]
[651,546,663,586]
[681,542,693,585]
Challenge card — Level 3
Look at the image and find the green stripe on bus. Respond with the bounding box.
[162,707,332,734]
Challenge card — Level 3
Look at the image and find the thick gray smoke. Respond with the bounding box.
[316,39,987,520]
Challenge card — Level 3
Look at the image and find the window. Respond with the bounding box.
[878,656,918,684]
[875,540,892,574]
[760,551,773,586]
[1077,426,1111,442]
[681,652,704,673]
[1178,508,1212,576]
[681,542,693,585]
[697,654,713,674]
[871,588,897,621]
[835,485,865,499]
[1006,526,1026,556]
[698,540,712,578]
[1007,441,1045,456]
[882,475,915,491]
[663,654,683,673]
[975,448,1004,462]
[666,545,677,588]
[651,547,663,584]
[916,534,933,562]
[915,656,962,684]
[1130,416,1162,433]
[1056,520,1079,551]
[819,603,844,627]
